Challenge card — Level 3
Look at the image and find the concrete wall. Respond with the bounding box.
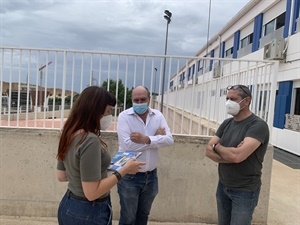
[0,128,273,224]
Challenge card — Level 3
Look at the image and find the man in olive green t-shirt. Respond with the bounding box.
[206,85,269,225]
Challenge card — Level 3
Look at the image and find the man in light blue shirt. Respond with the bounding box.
[117,86,174,225]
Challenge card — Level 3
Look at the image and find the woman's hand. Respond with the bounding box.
[119,158,145,176]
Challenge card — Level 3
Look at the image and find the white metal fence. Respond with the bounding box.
[0,47,278,135]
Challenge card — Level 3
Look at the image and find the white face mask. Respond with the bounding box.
[225,99,245,116]
[100,115,112,130]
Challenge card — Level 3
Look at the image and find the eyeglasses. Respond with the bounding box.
[227,85,250,97]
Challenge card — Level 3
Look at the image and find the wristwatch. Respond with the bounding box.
[212,144,217,152]
[113,170,122,181]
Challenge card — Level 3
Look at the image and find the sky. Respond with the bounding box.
[0,0,250,57]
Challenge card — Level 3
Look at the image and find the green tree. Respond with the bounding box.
[48,97,61,106]
[101,79,132,109]
[48,95,78,107]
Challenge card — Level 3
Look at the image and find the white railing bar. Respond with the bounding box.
[16,49,22,127]
[80,54,84,92]
[0,46,279,63]
[123,56,129,111]
[172,59,181,134]
[165,56,173,120]
[268,61,279,141]
[7,49,13,126]
[133,57,137,88]
[25,50,31,127]
[114,55,120,131]
[60,51,67,130]
[70,52,75,109]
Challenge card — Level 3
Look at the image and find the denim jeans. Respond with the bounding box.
[216,181,260,225]
[117,169,158,225]
[57,191,112,225]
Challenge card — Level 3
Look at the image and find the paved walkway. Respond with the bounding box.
[0,159,299,225]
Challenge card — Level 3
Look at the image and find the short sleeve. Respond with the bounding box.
[215,118,233,138]
[246,120,269,144]
[79,135,102,182]
[57,160,65,170]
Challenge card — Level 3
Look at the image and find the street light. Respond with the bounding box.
[160,10,172,113]
[154,67,157,94]
[38,61,52,111]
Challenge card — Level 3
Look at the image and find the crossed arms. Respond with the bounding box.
[205,135,261,163]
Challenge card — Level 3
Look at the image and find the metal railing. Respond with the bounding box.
[0,47,278,136]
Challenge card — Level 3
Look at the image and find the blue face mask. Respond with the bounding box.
[133,103,148,115]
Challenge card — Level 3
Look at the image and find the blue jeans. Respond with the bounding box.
[117,169,158,225]
[58,191,112,225]
[216,181,260,225]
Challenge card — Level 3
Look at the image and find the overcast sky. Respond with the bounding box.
[1,0,250,57]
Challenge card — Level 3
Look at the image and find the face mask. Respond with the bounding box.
[133,103,148,115]
[100,115,112,130]
[225,99,245,116]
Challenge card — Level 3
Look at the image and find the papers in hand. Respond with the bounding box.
[108,151,142,171]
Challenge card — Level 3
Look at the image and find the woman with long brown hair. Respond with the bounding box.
[56,86,144,225]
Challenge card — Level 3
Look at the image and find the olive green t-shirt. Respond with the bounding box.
[215,113,269,191]
[57,132,111,199]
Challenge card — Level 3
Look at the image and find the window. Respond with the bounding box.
[188,67,192,80]
[240,33,253,48]
[1,96,8,107]
[265,20,275,35]
[197,60,200,71]
[179,72,185,84]
[225,47,233,56]
[294,88,300,115]
[276,12,285,29]
[264,12,286,36]
[197,60,203,75]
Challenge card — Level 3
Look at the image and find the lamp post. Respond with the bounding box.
[160,10,172,113]
[38,61,52,111]
[154,67,157,94]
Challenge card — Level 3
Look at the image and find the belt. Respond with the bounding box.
[137,168,157,175]
[67,190,110,203]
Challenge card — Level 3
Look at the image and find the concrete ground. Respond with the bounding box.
[0,159,299,225]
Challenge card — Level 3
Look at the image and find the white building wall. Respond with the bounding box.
[272,128,300,155]
[279,34,300,82]
[240,23,254,39]
[263,0,286,24]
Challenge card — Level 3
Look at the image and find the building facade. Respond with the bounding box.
[169,0,300,156]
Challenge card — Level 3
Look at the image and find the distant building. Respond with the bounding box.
[1,81,78,112]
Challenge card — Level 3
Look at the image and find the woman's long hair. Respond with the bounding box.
[56,86,116,160]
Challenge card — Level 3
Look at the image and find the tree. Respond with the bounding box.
[101,79,132,109]
[47,95,78,108]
